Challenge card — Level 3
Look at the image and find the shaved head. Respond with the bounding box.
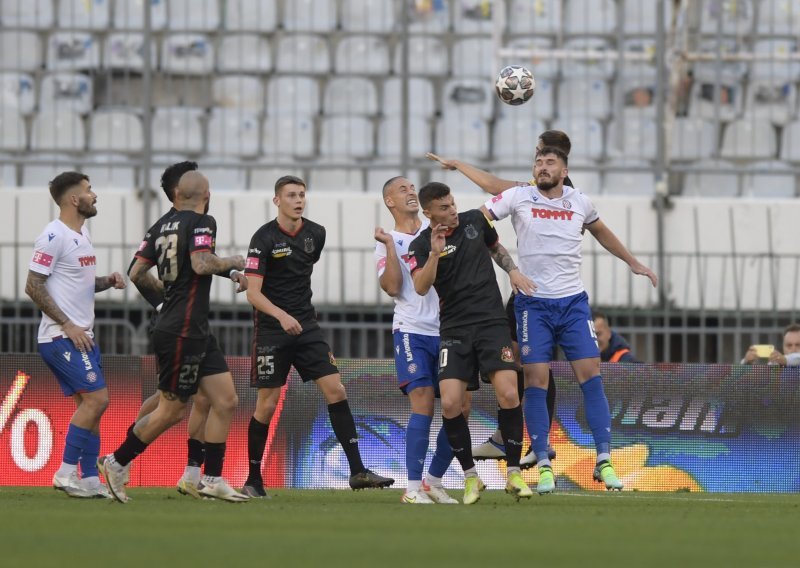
[176,171,209,201]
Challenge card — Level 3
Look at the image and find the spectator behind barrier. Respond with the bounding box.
[741,324,800,366]
[593,312,640,363]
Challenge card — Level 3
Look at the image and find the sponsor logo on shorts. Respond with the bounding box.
[246,256,259,270]
[408,363,417,374]
[32,251,54,268]
[402,334,413,363]
[501,346,514,363]
[63,351,71,362]
[521,345,531,356]
[194,235,213,248]
[80,350,93,371]
[86,371,97,383]
[521,310,529,343]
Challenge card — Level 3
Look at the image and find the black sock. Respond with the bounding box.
[547,369,557,428]
[187,438,204,467]
[498,405,524,468]
[114,432,148,466]
[203,442,226,477]
[328,400,365,475]
[442,414,475,472]
[126,422,136,437]
[516,368,525,401]
[247,416,270,483]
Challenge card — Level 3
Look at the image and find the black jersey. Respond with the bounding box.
[244,218,326,333]
[408,209,507,332]
[135,209,217,339]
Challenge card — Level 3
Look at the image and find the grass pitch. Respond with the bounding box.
[2,488,798,568]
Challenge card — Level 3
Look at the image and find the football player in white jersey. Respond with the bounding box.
[481,147,657,493]
[25,172,125,498]
[374,176,458,504]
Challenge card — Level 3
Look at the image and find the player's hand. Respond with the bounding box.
[62,321,95,351]
[231,270,248,293]
[630,262,658,287]
[509,269,537,296]
[743,346,759,364]
[430,224,447,255]
[229,255,246,271]
[426,152,458,171]
[279,313,303,336]
[107,272,126,289]
[768,350,787,366]
[374,227,393,245]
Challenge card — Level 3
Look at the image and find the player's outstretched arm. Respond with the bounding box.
[191,251,245,276]
[586,220,658,287]
[95,272,126,293]
[375,227,402,297]
[426,152,519,196]
[245,276,302,335]
[488,242,537,295]
[411,224,446,295]
[25,270,94,351]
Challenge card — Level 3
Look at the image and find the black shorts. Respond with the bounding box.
[439,322,517,388]
[153,331,229,401]
[250,326,338,389]
[506,293,517,342]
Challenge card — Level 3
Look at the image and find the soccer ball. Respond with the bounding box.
[495,65,535,106]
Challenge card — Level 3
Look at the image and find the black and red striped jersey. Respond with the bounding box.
[135,209,217,339]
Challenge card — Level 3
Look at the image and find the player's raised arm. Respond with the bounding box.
[410,224,445,296]
[375,227,403,297]
[426,153,519,196]
[585,219,657,287]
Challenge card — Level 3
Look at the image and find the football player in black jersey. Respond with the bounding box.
[241,175,394,496]
[407,182,536,505]
[99,171,248,503]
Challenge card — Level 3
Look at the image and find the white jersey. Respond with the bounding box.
[484,184,599,299]
[374,219,439,336]
[29,219,97,343]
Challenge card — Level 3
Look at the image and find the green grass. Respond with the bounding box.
[2,488,799,568]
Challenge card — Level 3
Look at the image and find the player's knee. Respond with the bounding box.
[215,391,238,415]
[496,386,520,408]
[441,396,462,418]
[193,392,210,413]
[82,391,109,417]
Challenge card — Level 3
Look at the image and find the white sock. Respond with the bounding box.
[597,453,611,464]
[82,475,101,488]
[491,429,504,445]
[425,473,443,487]
[538,458,552,468]
[464,467,477,478]
[407,480,422,493]
[58,463,78,476]
[183,465,201,480]
[507,466,520,475]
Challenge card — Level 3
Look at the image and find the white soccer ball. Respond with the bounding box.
[495,65,536,106]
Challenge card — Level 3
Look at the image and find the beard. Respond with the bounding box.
[78,201,97,218]
[536,177,559,191]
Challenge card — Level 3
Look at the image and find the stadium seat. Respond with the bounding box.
[377,116,431,160]
[452,38,493,78]
[47,32,100,71]
[275,35,330,74]
[606,117,658,161]
[103,33,156,71]
[151,107,203,153]
[603,160,656,196]
[682,159,740,197]
[780,120,800,162]
[58,0,109,30]
[620,0,671,36]
[341,0,395,32]
[392,36,448,76]
[79,153,137,189]
[0,73,35,115]
[212,75,264,111]
[40,73,93,115]
[620,39,658,79]
[562,38,616,79]
[319,116,374,159]
[0,31,42,71]
[283,0,337,32]
[700,0,753,35]
[365,167,421,193]
[324,77,379,116]
[558,160,602,193]
[720,120,777,160]
[217,34,272,73]
[335,36,391,75]
[441,79,493,121]
[168,0,220,31]
[552,117,604,160]
[31,110,85,152]
[435,116,490,162]
[693,39,748,81]
[224,0,277,31]
[406,0,448,32]
[670,118,718,162]
[757,0,800,35]
[751,40,800,82]
[452,0,494,34]
[504,38,559,79]
[20,153,78,187]
[688,80,743,122]
[743,80,797,126]
[617,78,657,119]
[198,158,248,190]
[88,110,143,153]
[0,0,54,28]
[113,0,167,30]
[262,115,315,159]
[161,34,214,75]
[0,153,17,187]
[382,77,436,118]
[508,0,562,36]
[557,79,611,120]
[206,109,260,158]
[492,115,547,165]
[0,109,26,151]
[250,166,306,191]
[564,0,617,34]
[266,75,320,117]
[527,77,555,120]
[742,160,796,198]
[307,168,365,192]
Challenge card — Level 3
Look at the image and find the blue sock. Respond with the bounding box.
[63,424,91,466]
[406,413,432,482]
[427,424,453,479]
[524,387,550,461]
[581,375,612,457]
[81,432,101,478]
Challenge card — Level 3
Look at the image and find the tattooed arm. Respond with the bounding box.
[95,272,126,293]
[190,251,246,276]
[129,258,165,307]
[25,271,94,350]
[488,242,537,296]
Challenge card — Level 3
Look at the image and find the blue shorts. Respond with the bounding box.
[392,331,439,394]
[515,291,600,363]
[39,338,106,397]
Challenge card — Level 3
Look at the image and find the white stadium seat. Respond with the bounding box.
[682,159,740,197]
[323,77,378,116]
[58,0,109,30]
[382,77,436,118]
[206,109,260,158]
[688,80,743,122]
[224,0,277,31]
[212,75,264,111]
[393,36,447,76]
[21,154,78,187]
[780,120,800,162]
[452,38,493,78]
[452,0,494,34]
[283,0,337,32]
[700,0,753,35]
[406,0,448,32]
[31,110,85,151]
[562,38,616,79]
[198,157,248,190]
[435,116,489,161]
[47,32,100,71]
[758,0,800,35]
[335,36,390,75]
[0,152,17,186]
[319,116,374,159]
[262,115,315,159]
[492,115,547,165]
[620,39,658,79]
[168,0,220,31]
[528,77,555,120]
[103,33,156,71]
[217,34,272,73]
[0,31,42,72]
[88,109,143,153]
[441,79,493,121]
[557,79,611,120]
[742,161,796,198]
[564,0,617,34]
[751,40,800,83]
[266,76,320,116]
[0,0,54,28]
[607,117,658,161]
[671,118,718,162]
[341,0,395,32]
[720,120,777,160]
[693,39,748,81]
[508,0,562,36]
[40,73,93,115]
[161,34,214,75]
[0,108,26,151]
[621,0,671,36]
[603,160,656,196]
[151,107,203,153]
[79,153,137,189]
[377,116,431,160]
[504,38,559,79]
[275,35,330,74]
[552,117,604,160]
[250,166,306,191]
[743,80,797,126]
[113,0,167,30]
[618,78,657,119]
[0,73,35,115]
[307,168,365,192]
